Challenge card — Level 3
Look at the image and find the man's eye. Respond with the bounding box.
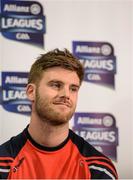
[51,82,61,89]
[70,86,79,92]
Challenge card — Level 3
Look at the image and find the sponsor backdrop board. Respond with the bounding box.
[0,0,132,178]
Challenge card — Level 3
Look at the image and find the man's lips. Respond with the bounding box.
[53,102,71,108]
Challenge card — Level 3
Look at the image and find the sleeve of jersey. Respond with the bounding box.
[86,156,118,179]
[0,157,14,179]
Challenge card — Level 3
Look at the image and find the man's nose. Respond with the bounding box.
[59,87,70,99]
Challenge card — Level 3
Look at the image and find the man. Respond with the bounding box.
[0,49,118,179]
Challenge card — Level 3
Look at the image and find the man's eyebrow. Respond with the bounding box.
[70,84,80,89]
[47,80,80,88]
[47,80,63,84]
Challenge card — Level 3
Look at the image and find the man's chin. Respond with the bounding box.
[55,106,71,113]
[38,108,74,126]
[48,114,71,126]
[49,120,67,126]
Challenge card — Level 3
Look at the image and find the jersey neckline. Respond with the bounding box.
[24,125,71,152]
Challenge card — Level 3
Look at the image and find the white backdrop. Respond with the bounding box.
[0,0,133,178]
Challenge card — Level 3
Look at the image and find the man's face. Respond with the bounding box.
[28,67,80,126]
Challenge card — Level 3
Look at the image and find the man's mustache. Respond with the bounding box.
[53,98,72,108]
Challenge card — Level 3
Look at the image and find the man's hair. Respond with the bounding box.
[28,48,84,84]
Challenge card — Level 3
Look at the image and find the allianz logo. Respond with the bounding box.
[3,4,30,13]
[4,76,28,84]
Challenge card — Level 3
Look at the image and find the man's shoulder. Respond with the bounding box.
[69,129,104,157]
[0,127,28,179]
[0,138,13,157]
[69,129,118,179]
[0,128,27,158]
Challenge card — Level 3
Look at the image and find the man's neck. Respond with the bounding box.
[28,118,69,148]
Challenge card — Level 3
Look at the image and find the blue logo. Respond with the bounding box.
[73,112,119,161]
[72,41,117,88]
[1,72,31,116]
[0,0,46,48]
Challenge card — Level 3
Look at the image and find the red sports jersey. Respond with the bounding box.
[0,126,118,179]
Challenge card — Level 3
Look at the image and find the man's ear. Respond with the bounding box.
[26,83,36,101]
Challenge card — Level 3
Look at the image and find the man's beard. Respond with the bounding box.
[34,89,75,126]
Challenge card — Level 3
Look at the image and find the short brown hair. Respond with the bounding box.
[28,48,84,84]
